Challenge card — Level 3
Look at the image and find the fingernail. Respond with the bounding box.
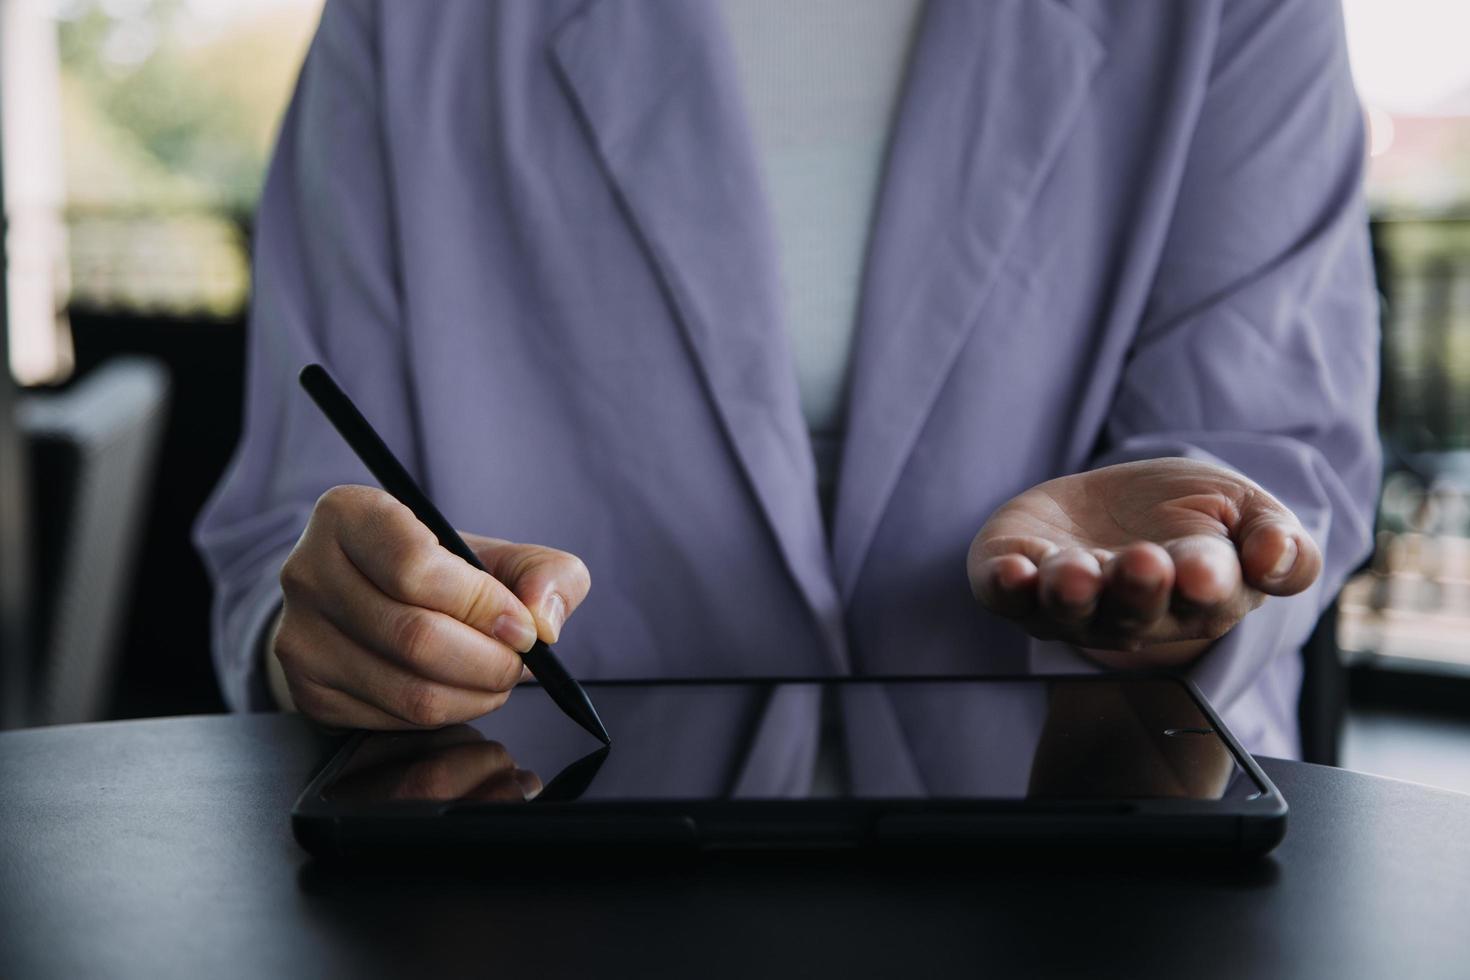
[492,614,537,652]
[542,593,566,643]
[514,770,543,801]
[1270,538,1298,579]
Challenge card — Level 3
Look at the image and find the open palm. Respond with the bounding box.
[967,458,1321,667]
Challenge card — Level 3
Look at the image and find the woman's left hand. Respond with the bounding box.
[967,458,1321,668]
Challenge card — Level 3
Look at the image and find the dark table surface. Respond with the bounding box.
[2,713,1469,979]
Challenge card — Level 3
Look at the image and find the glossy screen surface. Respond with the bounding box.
[318,678,1261,806]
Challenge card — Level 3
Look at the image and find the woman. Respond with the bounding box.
[197,0,1379,757]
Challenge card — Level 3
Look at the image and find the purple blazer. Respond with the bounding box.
[196,0,1380,757]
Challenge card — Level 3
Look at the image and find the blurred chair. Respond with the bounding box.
[1299,600,1345,766]
[0,371,32,729]
[18,357,169,725]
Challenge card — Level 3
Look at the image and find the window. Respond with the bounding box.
[1339,0,1470,673]
[4,0,321,383]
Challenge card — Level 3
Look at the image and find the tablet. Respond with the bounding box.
[292,674,1287,859]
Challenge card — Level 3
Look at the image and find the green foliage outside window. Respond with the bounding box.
[55,0,319,314]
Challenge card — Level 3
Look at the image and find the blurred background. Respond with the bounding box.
[1,0,1468,790]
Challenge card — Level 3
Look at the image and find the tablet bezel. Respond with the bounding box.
[291,673,1288,857]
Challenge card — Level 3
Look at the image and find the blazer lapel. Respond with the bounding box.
[831,0,1105,599]
[551,0,848,668]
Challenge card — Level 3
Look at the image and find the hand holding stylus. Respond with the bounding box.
[275,485,592,730]
[290,364,608,742]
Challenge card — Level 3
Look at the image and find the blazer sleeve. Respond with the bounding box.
[1059,0,1381,728]
[193,0,415,710]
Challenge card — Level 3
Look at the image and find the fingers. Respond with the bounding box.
[326,491,539,652]
[1097,542,1173,628]
[973,533,1251,652]
[280,680,417,731]
[465,533,592,644]
[282,486,594,731]
[279,613,511,729]
[1165,534,1242,607]
[1236,512,1322,597]
[1038,549,1105,624]
[310,547,526,693]
[966,461,1321,660]
[970,554,1040,618]
[968,534,1057,616]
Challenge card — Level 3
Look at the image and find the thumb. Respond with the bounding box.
[1233,491,1322,597]
[461,533,592,643]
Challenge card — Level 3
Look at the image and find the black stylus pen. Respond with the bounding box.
[298,363,610,745]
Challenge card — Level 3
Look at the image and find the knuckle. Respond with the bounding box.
[272,625,299,668]
[388,549,437,600]
[500,546,538,584]
[469,578,512,624]
[313,486,343,518]
[400,681,450,729]
[314,485,361,522]
[272,615,310,673]
[391,610,438,671]
[359,488,393,520]
[290,680,332,721]
[353,490,426,549]
[369,492,421,539]
[278,551,316,598]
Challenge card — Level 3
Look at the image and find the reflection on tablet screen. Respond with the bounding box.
[319,678,1255,806]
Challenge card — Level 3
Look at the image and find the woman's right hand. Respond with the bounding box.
[273,485,591,729]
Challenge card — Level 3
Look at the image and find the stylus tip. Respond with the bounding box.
[562,684,611,745]
[563,694,611,746]
[521,642,612,746]
[589,716,612,746]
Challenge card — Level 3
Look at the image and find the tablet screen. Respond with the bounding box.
[315,677,1262,806]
